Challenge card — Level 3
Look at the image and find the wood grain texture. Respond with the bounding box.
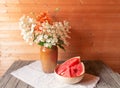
[0,61,33,88]
[0,0,120,76]
[0,60,120,88]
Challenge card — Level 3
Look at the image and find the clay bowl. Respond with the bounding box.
[54,63,85,84]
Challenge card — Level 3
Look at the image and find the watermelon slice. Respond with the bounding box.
[70,62,84,77]
[60,67,71,77]
[56,56,85,78]
[57,56,80,75]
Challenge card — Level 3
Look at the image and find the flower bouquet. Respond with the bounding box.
[19,12,71,50]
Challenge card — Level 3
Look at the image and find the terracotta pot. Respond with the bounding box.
[40,46,58,73]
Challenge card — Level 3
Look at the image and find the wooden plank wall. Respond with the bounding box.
[0,0,120,75]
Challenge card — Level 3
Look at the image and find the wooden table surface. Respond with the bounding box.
[0,60,120,88]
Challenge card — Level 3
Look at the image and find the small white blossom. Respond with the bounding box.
[31,24,36,33]
[44,35,48,39]
[40,39,45,42]
[44,43,52,48]
[46,39,51,43]
[53,38,58,43]
[38,35,43,41]
[28,18,34,23]
[44,43,49,47]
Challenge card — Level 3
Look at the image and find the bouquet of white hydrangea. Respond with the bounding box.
[19,12,71,49]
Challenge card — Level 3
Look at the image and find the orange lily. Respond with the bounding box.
[36,12,52,24]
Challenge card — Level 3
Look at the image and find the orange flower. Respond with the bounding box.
[34,12,53,32]
[36,12,52,24]
[34,22,42,32]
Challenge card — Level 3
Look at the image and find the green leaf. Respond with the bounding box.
[33,34,39,42]
[58,39,64,45]
[58,44,65,51]
[48,46,52,48]
[38,42,45,46]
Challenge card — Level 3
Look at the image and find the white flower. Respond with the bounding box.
[38,35,43,41]
[44,35,48,39]
[28,18,34,23]
[46,39,51,43]
[31,24,36,33]
[53,38,58,43]
[40,39,45,42]
[44,43,52,48]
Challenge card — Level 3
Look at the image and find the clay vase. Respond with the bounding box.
[40,46,58,73]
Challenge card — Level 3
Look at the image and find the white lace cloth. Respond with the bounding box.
[11,61,100,88]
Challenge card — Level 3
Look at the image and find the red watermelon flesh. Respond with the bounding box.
[57,57,80,75]
[70,63,83,77]
[56,56,84,77]
[63,57,81,67]
[60,67,71,77]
